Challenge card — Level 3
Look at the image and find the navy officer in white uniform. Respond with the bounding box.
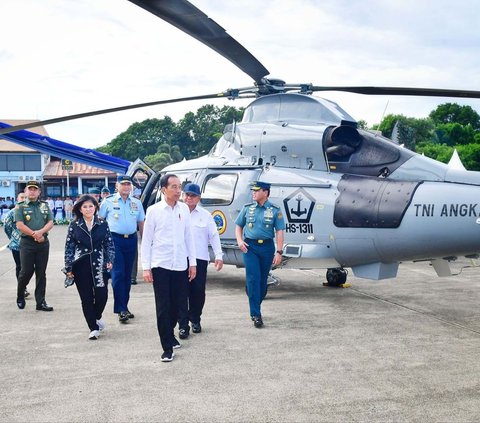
[99,175,145,323]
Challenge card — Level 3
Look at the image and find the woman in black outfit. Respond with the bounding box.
[64,195,115,340]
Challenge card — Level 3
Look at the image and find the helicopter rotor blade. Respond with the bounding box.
[0,91,256,136]
[128,0,269,83]
[310,86,480,99]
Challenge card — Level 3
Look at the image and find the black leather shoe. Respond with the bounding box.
[119,311,129,323]
[192,323,202,333]
[36,302,53,312]
[131,279,137,285]
[179,328,189,339]
[253,316,263,328]
[24,290,30,298]
[126,310,135,319]
[17,298,26,309]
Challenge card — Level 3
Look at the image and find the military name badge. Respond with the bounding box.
[264,208,274,228]
[130,202,139,215]
[264,208,274,219]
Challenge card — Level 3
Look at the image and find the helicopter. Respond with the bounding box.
[2,0,480,286]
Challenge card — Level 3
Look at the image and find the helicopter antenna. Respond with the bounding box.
[374,100,390,138]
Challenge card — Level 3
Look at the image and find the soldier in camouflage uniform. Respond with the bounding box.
[14,181,54,311]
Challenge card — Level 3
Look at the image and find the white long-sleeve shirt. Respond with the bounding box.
[190,205,223,262]
[141,200,196,271]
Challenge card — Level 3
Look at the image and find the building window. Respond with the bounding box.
[0,154,41,171]
[46,186,62,197]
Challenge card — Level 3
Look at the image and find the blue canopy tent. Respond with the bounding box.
[0,122,130,174]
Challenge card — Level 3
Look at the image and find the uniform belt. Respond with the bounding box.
[245,238,272,245]
[111,232,137,239]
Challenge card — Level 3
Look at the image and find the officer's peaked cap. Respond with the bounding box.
[117,175,132,184]
[251,181,271,191]
[26,180,40,189]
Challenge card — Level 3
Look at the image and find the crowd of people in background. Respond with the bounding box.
[1,190,114,223]
[0,196,15,213]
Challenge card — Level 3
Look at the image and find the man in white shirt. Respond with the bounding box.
[46,197,54,214]
[141,174,196,362]
[63,196,74,221]
[54,197,64,221]
[180,183,223,337]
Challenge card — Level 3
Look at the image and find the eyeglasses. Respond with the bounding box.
[167,185,181,190]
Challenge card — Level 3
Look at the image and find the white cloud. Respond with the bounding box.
[1,0,479,149]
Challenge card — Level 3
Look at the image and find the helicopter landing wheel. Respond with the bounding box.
[325,268,348,287]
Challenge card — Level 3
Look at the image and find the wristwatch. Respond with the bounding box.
[276,250,283,255]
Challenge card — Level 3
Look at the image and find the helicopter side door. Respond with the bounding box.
[195,167,262,265]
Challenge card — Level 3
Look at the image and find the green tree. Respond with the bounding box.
[143,143,185,171]
[356,120,368,130]
[429,103,480,130]
[98,105,245,161]
[98,117,177,161]
[435,123,476,146]
[456,144,480,171]
[375,114,434,151]
[178,105,244,158]
[143,152,173,171]
[416,143,453,163]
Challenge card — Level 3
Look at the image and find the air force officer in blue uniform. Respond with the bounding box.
[99,175,145,323]
[235,181,285,328]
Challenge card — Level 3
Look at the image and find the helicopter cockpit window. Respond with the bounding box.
[130,168,149,198]
[242,94,352,125]
[201,174,237,206]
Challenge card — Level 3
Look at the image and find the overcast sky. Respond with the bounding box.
[1,0,479,150]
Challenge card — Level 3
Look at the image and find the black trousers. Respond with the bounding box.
[11,249,21,280]
[179,259,208,329]
[17,237,49,305]
[73,256,108,331]
[131,245,138,281]
[152,267,188,352]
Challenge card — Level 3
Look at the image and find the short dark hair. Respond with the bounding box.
[72,194,99,221]
[160,173,178,189]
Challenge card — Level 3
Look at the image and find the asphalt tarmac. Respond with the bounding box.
[1,225,480,422]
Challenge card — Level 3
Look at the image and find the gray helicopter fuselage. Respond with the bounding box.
[138,93,480,280]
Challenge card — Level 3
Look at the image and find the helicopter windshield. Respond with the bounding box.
[242,93,356,126]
